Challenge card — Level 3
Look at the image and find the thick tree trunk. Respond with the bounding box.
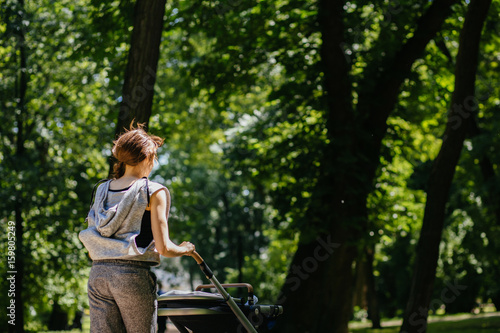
[273,2,358,331]
[275,229,355,333]
[109,0,166,177]
[400,1,492,332]
[115,0,166,134]
[275,1,458,332]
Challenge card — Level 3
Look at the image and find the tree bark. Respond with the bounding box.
[48,301,68,331]
[366,246,381,329]
[109,0,166,177]
[351,246,381,328]
[275,3,356,331]
[12,201,25,333]
[352,258,368,310]
[115,0,166,135]
[400,1,492,332]
[275,230,354,333]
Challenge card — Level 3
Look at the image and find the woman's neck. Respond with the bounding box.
[119,161,149,178]
[122,171,143,179]
[122,168,147,179]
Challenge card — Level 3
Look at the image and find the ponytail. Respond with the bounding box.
[112,161,126,179]
[111,123,164,179]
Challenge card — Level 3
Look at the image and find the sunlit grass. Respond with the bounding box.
[41,312,500,333]
[349,312,500,333]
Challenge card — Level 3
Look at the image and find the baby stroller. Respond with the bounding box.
[157,252,283,333]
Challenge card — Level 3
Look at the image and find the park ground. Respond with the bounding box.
[41,310,500,333]
[349,311,500,333]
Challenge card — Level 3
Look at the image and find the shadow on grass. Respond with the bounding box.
[41,312,500,333]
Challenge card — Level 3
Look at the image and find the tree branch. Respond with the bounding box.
[359,0,459,142]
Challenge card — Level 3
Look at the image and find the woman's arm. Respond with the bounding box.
[151,188,195,257]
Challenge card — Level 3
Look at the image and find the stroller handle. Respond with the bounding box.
[188,251,258,333]
[196,283,255,305]
[190,251,213,279]
[190,251,204,264]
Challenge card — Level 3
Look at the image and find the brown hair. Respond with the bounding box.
[111,124,164,179]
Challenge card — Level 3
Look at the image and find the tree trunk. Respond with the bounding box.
[109,0,166,177]
[352,258,368,311]
[48,301,68,331]
[275,1,457,332]
[273,3,358,331]
[275,229,355,333]
[351,246,381,328]
[400,1,492,332]
[115,0,166,134]
[366,246,381,329]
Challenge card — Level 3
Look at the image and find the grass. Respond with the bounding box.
[40,311,500,332]
[349,312,500,333]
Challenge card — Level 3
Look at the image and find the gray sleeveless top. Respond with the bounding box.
[79,178,166,265]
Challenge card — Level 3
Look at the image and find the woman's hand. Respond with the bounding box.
[179,241,195,255]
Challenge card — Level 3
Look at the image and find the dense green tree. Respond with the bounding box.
[0,0,124,330]
[367,0,498,323]
[167,0,463,331]
[1,1,499,331]
[147,14,276,285]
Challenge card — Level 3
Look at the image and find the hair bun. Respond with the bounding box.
[111,124,164,178]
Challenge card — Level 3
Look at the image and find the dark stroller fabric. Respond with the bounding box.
[158,290,282,333]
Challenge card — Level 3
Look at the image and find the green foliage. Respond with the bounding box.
[1,0,499,329]
[147,11,277,285]
[0,0,127,330]
[163,0,500,314]
[225,228,299,303]
[151,0,330,291]
[166,0,331,242]
[367,0,500,318]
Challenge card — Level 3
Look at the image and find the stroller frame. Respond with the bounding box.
[158,283,283,333]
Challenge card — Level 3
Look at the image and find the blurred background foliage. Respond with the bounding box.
[0,0,499,331]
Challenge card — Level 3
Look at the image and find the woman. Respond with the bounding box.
[79,125,195,332]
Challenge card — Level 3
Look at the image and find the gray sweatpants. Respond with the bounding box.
[88,260,157,333]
